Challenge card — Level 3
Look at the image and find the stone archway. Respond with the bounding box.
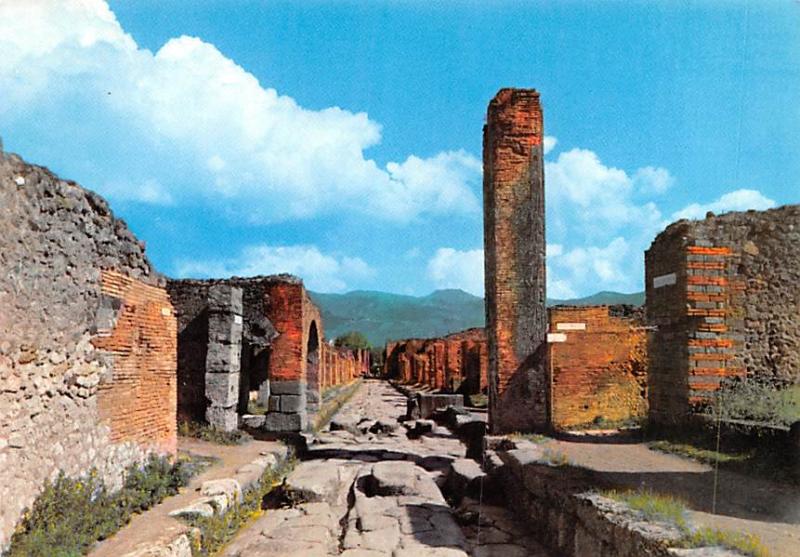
[306,320,321,412]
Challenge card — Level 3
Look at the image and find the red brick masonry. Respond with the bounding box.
[548,306,647,429]
[94,270,178,455]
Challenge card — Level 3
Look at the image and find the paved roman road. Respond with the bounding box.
[223,380,551,557]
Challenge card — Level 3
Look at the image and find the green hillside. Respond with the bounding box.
[309,289,644,347]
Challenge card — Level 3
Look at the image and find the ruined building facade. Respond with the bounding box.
[0,152,177,548]
[168,277,367,432]
[384,328,488,395]
[646,206,800,426]
[483,88,549,432]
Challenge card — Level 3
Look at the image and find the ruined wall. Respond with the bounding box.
[0,152,176,549]
[167,278,277,423]
[548,306,647,429]
[384,328,487,393]
[483,88,548,433]
[646,206,800,426]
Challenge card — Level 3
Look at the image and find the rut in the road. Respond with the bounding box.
[221,380,551,557]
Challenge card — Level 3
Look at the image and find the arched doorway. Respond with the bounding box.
[306,320,321,412]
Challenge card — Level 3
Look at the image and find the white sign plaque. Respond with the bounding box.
[556,322,586,331]
[653,273,677,289]
[547,333,567,343]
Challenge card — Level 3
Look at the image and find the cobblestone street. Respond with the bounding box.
[223,380,550,557]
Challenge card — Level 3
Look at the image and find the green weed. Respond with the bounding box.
[8,455,193,557]
[177,420,252,446]
[603,488,770,556]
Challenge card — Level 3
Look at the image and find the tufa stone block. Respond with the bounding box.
[207,284,243,314]
[264,411,307,432]
[205,372,240,407]
[205,343,242,373]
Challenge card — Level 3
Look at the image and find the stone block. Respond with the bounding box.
[208,312,243,344]
[280,394,306,413]
[205,343,241,373]
[207,284,243,314]
[264,411,307,432]
[417,393,463,419]
[268,395,281,412]
[241,414,266,429]
[201,478,242,505]
[271,380,305,395]
[205,372,240,407]
[206,405,238,432]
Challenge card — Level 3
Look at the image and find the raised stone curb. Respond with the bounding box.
[489,437,748,557]
[132,445,289,557]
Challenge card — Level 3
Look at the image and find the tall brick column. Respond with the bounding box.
[483,88,549,433]
[205,285,243,431]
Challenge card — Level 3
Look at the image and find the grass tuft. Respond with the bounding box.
[508,432,549,444]
[648,440,752,465]
[602,488,770,557]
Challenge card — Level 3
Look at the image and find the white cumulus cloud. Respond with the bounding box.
[0,0,480,222]
[672,189,776,220]
[426,248,485,296]
[176,244,375,293]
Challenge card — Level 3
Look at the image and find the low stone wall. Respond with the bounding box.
[488,441,744,557]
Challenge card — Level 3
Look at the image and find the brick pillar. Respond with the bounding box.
[263,282,307,432]
[483,88,549,433]
[205,285,243,431]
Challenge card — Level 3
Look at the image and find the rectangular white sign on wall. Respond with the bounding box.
[234,315,243,325]
[653,273,677,289]
[556,322,586,331]
[547,333,567,343]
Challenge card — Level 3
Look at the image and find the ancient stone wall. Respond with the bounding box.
[0,152,176,549]
[169,276,360,432]
[548,306,647,429]
[646,206,800,426]
[384,328,487,393]
[167,278,277,423]
[483,88,548,433]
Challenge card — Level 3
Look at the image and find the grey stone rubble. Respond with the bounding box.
[221,380,550,557]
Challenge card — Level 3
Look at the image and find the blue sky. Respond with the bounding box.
[1,1,798,297]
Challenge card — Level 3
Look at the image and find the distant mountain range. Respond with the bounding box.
[308,289,644,347]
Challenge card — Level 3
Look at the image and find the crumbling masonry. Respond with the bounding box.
[168,277,368,432]
[483,88,549,432]
[646,206,800,426]
[0,152,177,549]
